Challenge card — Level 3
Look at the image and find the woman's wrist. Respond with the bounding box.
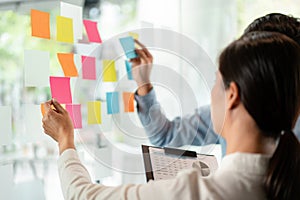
[58,137,75,155]
[137,83,153,96]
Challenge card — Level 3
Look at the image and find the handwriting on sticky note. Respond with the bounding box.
[106,92,119,114]
[56,16,74,43]
[24,50,50,87]
[82,56,96,80]
[125,60,133,80]
[66,104,82,129]
[103,60,117,82]
[57,53,78,77]
[49,76,72,104]
[31,9,50,39]
[88,101,101,124]
[60,2,83,40]
[83,20,102,43]
[123,92,134,112]
[119,36,137,59]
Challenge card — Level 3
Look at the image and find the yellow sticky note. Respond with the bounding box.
[56,16,74,43]
[128,32,139,40]
[128,32,139,48]
[103,60,117,82]
[88,101,101,124]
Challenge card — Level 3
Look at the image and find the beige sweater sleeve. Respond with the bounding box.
[57,149,206,200]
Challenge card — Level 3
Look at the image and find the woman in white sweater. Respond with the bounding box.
[42,31,300,200]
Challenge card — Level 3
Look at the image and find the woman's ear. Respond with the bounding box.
[226,82,240,110]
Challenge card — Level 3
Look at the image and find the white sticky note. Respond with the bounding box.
[0,164,14,199]
[24,50,50,87]
[93,146,112,179]
[23,104,44,142]
[60,2,83,40]
[0,106,12,146]
[100,102,113,132]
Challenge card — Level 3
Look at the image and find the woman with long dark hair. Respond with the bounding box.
[42,31,300,199]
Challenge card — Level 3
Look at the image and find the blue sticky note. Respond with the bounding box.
[125,60,133,80]
[106,92,120,114]
[119,36,137,59]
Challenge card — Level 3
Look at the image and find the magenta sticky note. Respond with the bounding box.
[66,104,82,129]
[82,56,96,80]
[83,20,102,43]
[49,76,72,104]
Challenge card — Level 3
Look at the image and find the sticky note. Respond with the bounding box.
[56,16,74,43]
[106,92,119,114]
[60,2,83,40]
[24,50,50,87]
[49,76,72,104]
[83,20,102,43]
[40,103,45,117]
[128,32,139,48]
[88,101,101,124]
[40,103,56,117]
[66,104,82,129]
[103,60,117,82]
[82,56,96,80]
[128,32,139,40]
[57,53,78,77]
[119,36,137,59]
[100,102,112,132]
[125,60,133,80]
[31,9,50,39]
[0,164,13,199]
[123,92,134,112]
[0,106,12,146]
[24,104,43,142]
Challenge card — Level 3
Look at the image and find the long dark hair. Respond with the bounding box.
[244,13,300,45]
[219,31,300,199]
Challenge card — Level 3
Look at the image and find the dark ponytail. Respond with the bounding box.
[264,131,300,199]
[219,31,300,199]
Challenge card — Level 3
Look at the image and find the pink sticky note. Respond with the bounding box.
[83,20,102,43]
[49,76,72,104]
[66,104,82,129]
[82,56,96,80]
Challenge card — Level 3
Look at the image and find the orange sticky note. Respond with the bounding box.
[123,92,134,112]
[57,53,78,77]
[31,9,50,39]
[40,103,56,116]
[40,103,45,116]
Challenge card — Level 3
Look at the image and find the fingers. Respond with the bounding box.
[129,57,140,63]
[135,49,150,64]
[135,40,152,59]
[134,39,146,48]
[43,100,52,113]
[52,99,66,114]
